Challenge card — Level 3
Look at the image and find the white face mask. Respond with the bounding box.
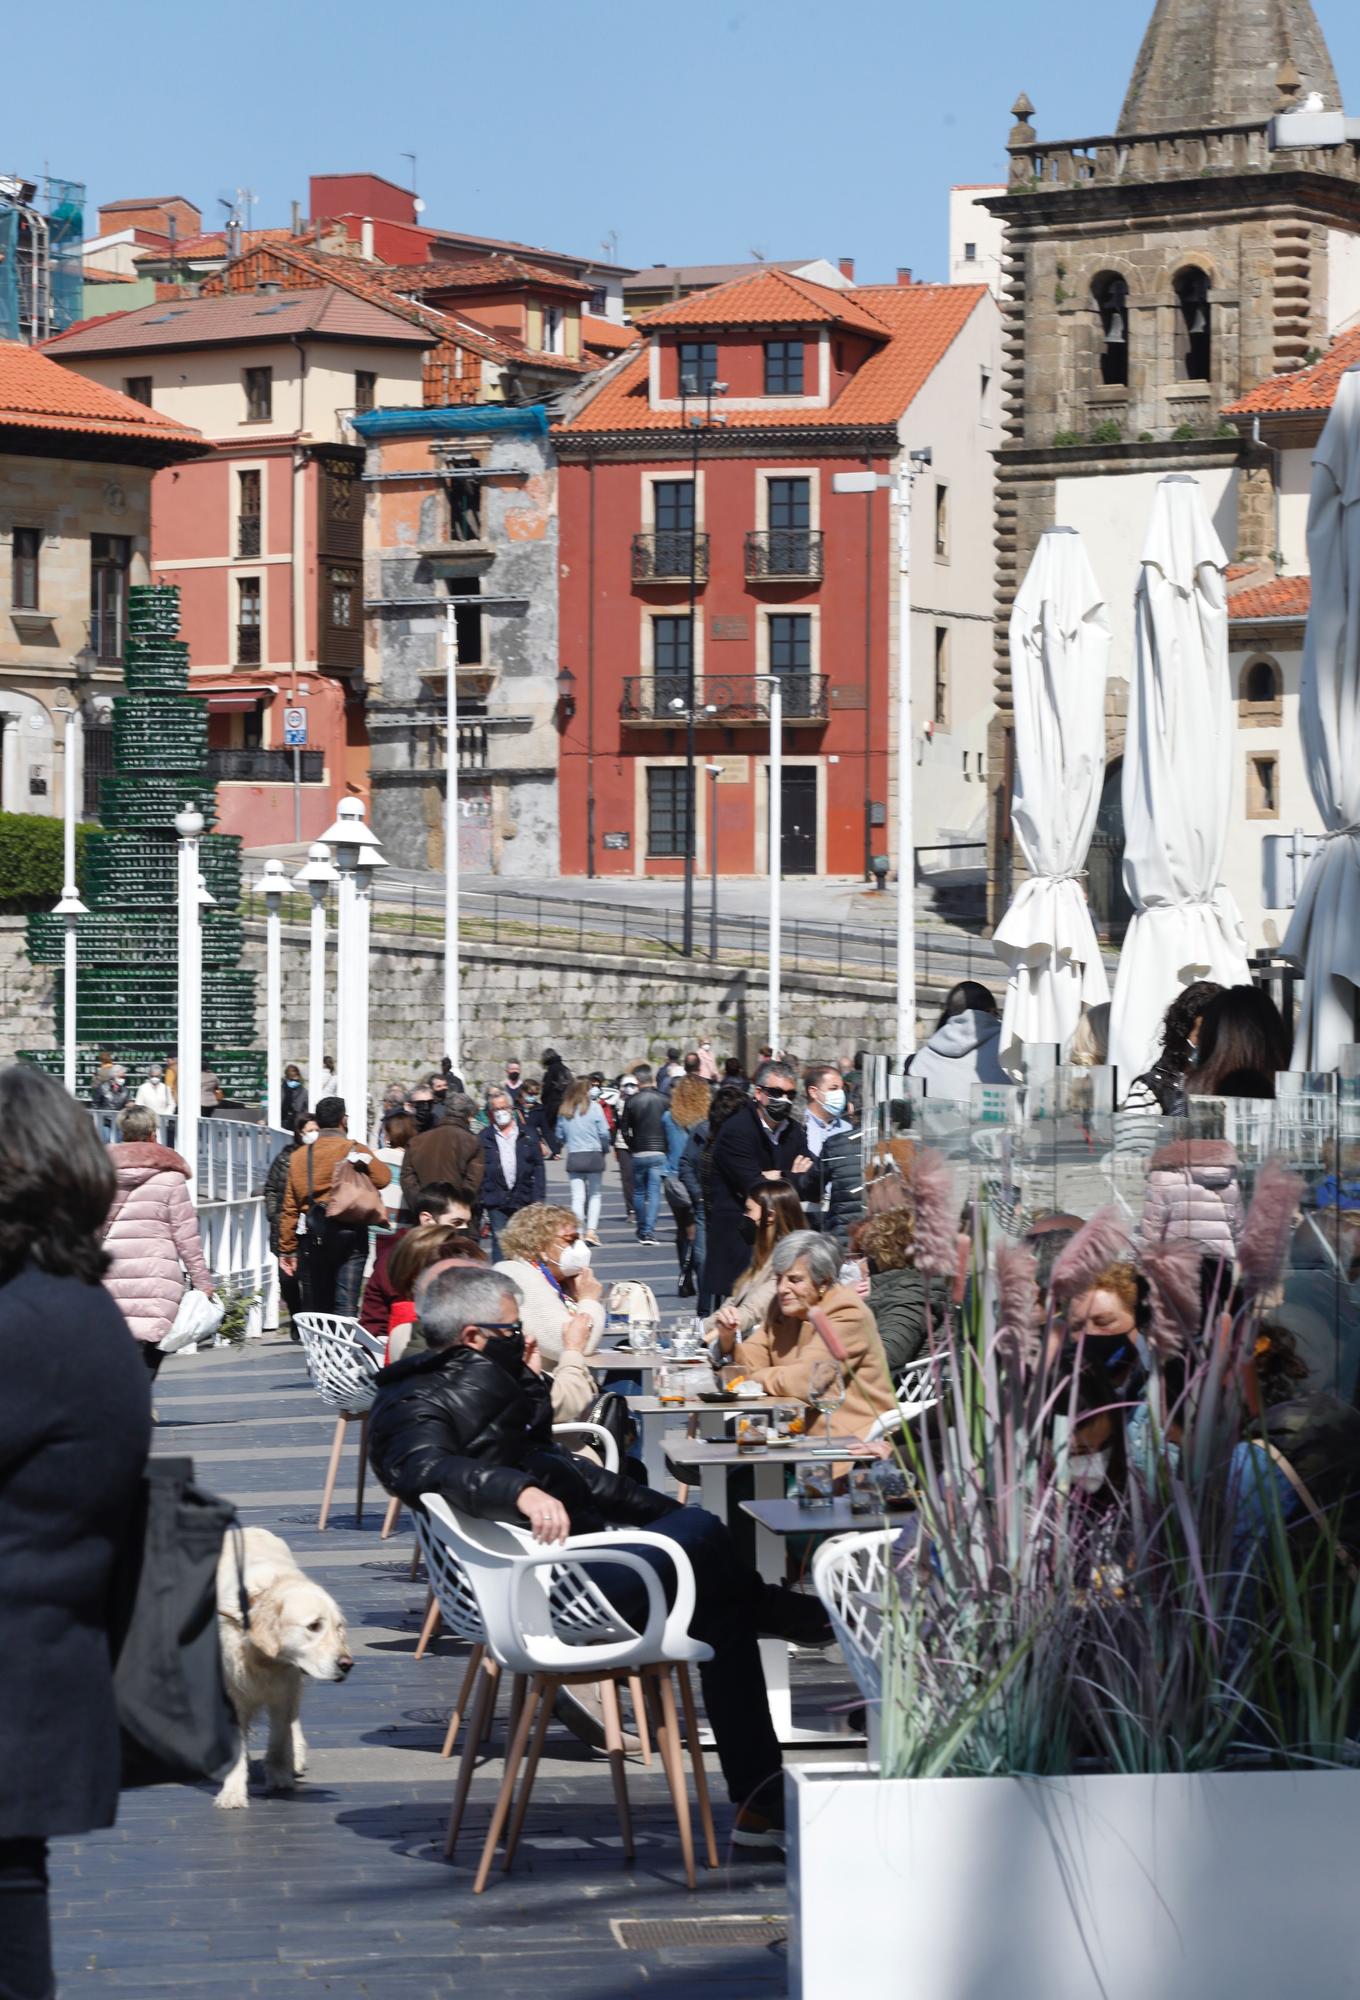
[1069,1449,1110,1493]
[589,1085,601,1100]
[557,1238,592,1276]
[300,1129,319,1146]
[821,1088,847,1118]
[494,1108,515,1129]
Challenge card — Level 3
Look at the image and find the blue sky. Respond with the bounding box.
[10,1,1359,282]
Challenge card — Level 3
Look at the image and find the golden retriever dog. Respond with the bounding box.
[215,1527,352,1810]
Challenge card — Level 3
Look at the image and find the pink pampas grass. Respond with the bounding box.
[910,1148,961,1278]
[994,1238,1041,1369]
[1138,1236,1204,1356]
[1236,1158,1304,1297]
[1049,1206,1132,1304]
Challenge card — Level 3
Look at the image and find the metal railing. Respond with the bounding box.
[237,625,261,666]
[631,529,709,584]
[744,527,824,581]
[208,748,324,784]
[237,517,261,558]
[619,673,830,726]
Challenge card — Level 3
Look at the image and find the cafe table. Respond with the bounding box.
[664,1434,883,1746]
[624,1390,787,1492]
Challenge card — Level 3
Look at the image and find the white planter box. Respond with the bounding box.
[787,1762,1360,2000]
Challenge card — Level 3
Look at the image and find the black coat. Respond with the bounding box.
[367,1342,679,1535]
[540,1058,573,1129]
[478,1124,545,1214]
[0,1265,151,1839]
[703,1100,806,1302]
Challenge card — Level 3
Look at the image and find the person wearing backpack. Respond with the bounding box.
[278,1096,391,1315]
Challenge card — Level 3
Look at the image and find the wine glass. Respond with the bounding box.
[807,1358,845,1446]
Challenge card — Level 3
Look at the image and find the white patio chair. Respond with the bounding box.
[811,1528,899,1765]
[294,1313,381,1529]
[864,1352,947,1444]
[422,1492,717,1893]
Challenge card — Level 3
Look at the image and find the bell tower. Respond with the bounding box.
[984,0,1357,922]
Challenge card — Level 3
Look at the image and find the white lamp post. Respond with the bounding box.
[253,858,287,1128]
[52,698,87,1095]
[442,599,461,1079]
[320,798,386,1142]
[175,805,205,1201]
[293,841,337,1111]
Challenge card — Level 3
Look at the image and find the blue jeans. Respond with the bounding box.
[631,1152,666,1239]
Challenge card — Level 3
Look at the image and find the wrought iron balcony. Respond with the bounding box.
[744,527,824,582]
[207,749,324,783]
[620,674,829,727]
[236,625,261,666]
[631,529,709,585]
[237,516,261,558]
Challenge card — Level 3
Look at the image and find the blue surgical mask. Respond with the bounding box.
[822,1088,847,1118]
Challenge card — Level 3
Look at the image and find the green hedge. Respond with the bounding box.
[0,813,94,912]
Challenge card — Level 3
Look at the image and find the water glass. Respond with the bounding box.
[628,1318,659,1355]
[656,1366,688,1407]
[772,1405,801,1441]
[796,1462,834,1509]
[671,1316,705,1360]
[736,1413,770,1453]
[849,1467,878,1515]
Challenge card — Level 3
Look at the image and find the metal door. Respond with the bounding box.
[780,766,818,876]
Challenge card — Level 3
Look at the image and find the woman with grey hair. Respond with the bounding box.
[734,1228,894,1443]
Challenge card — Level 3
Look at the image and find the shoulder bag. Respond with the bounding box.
[565,1147,606,1176]
[326,1152,388,1230]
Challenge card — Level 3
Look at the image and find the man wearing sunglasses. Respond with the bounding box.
[702,1059,812,1306]
[367,1262,830,1851]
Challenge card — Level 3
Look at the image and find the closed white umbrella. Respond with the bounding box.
[1109,475,1249,1079]
[994,528,1111,1072]
[1284,364,1360,1068]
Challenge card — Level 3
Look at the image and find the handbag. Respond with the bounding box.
[325,1154,388,1230]
[109,1455,240,1787]
[159,1286,225,1355]
[565,1148,606,1176]
[584,1388,634,1465]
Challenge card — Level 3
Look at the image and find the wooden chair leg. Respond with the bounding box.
[472,1675,545,1895]
[408,1537,422,1581]
[354,1412,369,1526]
[626,1673,653,1767]
[501,1677,555,1872]
[675,1663,718,1871]
[599,1677,635,1863]
[381,1493,401,1539]
[413,1589,442,1662]
[655,1669,697,1890]
[506,1673,527,1748]
[445,1657,497,1860]
[477,1659,501,1754]
[442,1644,484,1759]
[318,1416,347,1531]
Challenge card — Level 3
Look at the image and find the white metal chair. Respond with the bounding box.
[811,1528,898,1765]
[864,1352,947,1443]
[294,1313,382,1529]
[421,1493,717,1893]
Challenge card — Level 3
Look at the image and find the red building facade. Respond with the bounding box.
[555,271,993,880]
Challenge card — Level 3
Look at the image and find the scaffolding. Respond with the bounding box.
[0,172,84,342]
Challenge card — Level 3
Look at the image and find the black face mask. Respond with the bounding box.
[737,1216,758,1246]
[414,1102,435,1131]
[482,1331,526,1375]
[763,1094,794,1122]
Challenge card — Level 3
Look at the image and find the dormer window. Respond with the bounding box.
[764,339,804,395]
[678,340,718,394]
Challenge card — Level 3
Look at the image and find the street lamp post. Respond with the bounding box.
[254,858,287,1128]
[442,599,461,1078]
[679,379,727,957]
[293,841,337,1111]
[320,798,387,1143]
[705,762,723,960]
[53,697,87,1095]
[765,674,783,1058]
[175,805,205,1200]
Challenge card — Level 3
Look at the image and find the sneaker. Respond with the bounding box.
[585,1231,601,1247]
[638,1236,661,1248]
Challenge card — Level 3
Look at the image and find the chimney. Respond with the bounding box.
[896,267,913,286]
[291,199,303,237]
[360,216,375,261]
[838,256,855,282]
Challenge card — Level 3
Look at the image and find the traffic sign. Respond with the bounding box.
[283,705,308,747]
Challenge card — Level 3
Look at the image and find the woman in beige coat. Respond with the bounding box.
[735,1229,895,1443]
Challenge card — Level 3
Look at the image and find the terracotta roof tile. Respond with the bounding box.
[0,340,204,448]
[582,314,640,353]
[381,256,591,297]
[565,282,989,435]
[44,285,433,355]
[1228,575,1311,621]
[638,267,890,338]
[1225,331,1360,418]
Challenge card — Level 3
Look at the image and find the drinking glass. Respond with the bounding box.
[671,1316,705,1360]
[807,1358,846,1445]
[796,1462,834,1509]
[736,1413,769,1453]
[849,1467,878,1515]
[628,1319,658,1355]
[656,1366,687,1407]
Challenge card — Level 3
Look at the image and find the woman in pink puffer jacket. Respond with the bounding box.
[102,1108,214,1352]
[1136,1137,1244,1264]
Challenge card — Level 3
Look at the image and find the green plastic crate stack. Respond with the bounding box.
[21,582,263,1101]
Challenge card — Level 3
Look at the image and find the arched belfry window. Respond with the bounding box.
[1175,269,1212,382]
[1093,275,1129,389]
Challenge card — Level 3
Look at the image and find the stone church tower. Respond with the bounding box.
[984,0,1359,924]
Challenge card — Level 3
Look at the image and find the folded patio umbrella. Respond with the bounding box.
[1284,364,1360,1068]
[994,528,1111,1073]
[1109,475,1249,1080]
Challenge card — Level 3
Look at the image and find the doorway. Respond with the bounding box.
[1086,758,1133,942]
[780,766,818,876]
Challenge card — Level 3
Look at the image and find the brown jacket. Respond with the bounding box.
[399,1120,485,1214]
[280,1133,390,1255]
[735,1283,895,1440]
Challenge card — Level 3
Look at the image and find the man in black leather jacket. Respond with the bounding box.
[368,1263,828,1847]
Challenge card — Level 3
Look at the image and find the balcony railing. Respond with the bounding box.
[237,517,261,558]
[631,529,709,584]
[236,626,261,666]
[207,749,323,783]
[744,527,824,582]
[620,674,829,727]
